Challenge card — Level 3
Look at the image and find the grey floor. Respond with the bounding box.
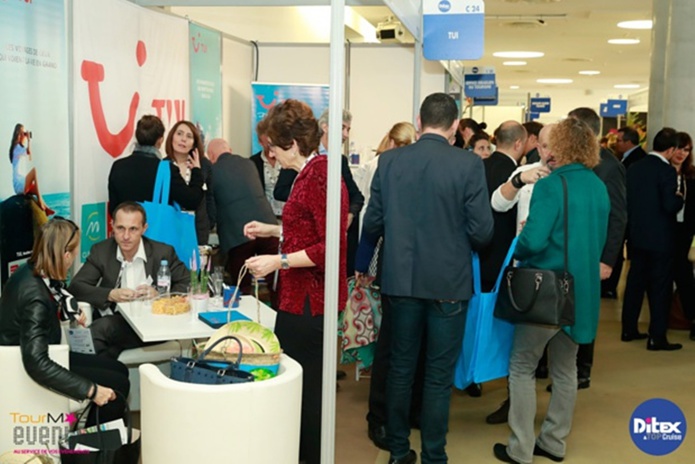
[336,289,695,463]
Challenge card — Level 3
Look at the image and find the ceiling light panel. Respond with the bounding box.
[579,70,601,75]
[608,38,640,45]
[503,61,527,66]
[537,78,573,84]
[618,20,652,30]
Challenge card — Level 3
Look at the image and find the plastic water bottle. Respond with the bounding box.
[156,260,171,295]
[349,141,360,165]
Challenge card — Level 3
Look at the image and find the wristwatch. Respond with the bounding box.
[280,254,290,270]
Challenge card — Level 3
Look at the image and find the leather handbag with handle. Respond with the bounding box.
[171,335,255,385]
[495,175,575,327]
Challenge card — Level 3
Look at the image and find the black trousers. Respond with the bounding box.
[274,299,323,464]
[70,352,130,426]
[673,223,695,321]
[601,248,624,295]
[90,313,147,359]
[622,247,673,338]
[367,295,425,428]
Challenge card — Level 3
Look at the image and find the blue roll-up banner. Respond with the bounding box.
[600,99,628,117]
[464,67,497,98]
[473,86,499,106]
[423,0,485,60]
[530,98,552,113]
[251,83,329,155]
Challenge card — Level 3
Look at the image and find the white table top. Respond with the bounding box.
[118,295,277,343]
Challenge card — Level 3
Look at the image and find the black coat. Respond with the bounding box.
[594,148,627,266]
[622,145,648,171]
[0,263,92,400]
[627,155,683,253]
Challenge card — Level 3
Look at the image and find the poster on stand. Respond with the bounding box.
[251,83,329,155]
[189,23,222,148]
[0,0,70,215]
[72,0,189,254]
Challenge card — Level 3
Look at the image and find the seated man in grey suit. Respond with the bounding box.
[68,201,189,359]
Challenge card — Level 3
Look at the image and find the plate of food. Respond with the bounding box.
[151,292,190,315]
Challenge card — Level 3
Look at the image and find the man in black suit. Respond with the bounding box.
[207,138,278,301]
[107,115,203,216]
[602,126,647,298]
[622,128,684,351]
[565,107,627,386]
[522,121,543,164]
[362,93,493,464]
[69,202,190,359]
[479,121,527,291]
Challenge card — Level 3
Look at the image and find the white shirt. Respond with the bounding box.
[116,240,149,291]
[490,161,543,235]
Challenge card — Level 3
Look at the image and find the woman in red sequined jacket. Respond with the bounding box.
[243,99,348,464]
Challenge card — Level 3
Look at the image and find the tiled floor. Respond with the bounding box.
[335,296,695,463]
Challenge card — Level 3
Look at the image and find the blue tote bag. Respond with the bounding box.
[454,238,517,389]
[140,161,199,268]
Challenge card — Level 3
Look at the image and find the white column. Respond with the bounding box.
[662,0,695,132]
[647,0,670,147]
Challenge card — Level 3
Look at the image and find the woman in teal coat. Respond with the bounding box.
[494,117,610,464]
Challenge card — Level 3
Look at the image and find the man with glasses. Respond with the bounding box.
[68,202,189,359]
[615,126,647,170]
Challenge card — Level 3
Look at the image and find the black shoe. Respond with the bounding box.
[647,337,683,351]
[367,422,389,451]
[388,449,416,464]
[493,443,520,464]
[535,365,549,379]
[465,382,482,397]
[337,370,347,380]
[601,290,617,299]
[621,331,648,342]
[547,378,591,393]
[486,399,510,424]
[690,326,695,341]
[534,444,564,462]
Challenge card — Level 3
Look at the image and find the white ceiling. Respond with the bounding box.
[169,0,654,103]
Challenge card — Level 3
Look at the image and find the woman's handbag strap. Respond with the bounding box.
[493,236,519,293]
[560,175,569,273]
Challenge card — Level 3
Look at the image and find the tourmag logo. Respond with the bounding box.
[630,398,687,456]
[9,411,75,447]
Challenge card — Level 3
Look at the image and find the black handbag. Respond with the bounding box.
[60,392,141,464]
[170,335,255,385]
[495,175,575,326]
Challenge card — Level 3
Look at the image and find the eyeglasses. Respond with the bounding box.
[52,216,78,253]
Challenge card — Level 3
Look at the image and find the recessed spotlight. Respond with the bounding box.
[608,38,640,45]
[503,61,527,66]
[579,70,601,75]
[510,85,520,89]
[537,78,573,84]
[614,84,640,89]
[493,51,545,59]
[618,20,652,30]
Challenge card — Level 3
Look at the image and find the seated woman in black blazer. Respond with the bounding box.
[0,218,129,425]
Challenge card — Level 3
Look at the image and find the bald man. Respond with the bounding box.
[208,139,279,301]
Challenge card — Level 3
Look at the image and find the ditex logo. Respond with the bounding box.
[630,398,687,456]
[438,0,451,13]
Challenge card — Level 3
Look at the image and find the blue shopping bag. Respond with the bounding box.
[140,161,199,269]
[454,238,517,389]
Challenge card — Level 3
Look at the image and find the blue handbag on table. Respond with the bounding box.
[454,238,517,389]
[140,160,199,268]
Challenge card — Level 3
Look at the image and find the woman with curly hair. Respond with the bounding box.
[494,117,610,464]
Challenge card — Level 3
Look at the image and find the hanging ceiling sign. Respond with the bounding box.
[530,97,552,113]
[600,99,628,117]
[473,86,499,106]
[464,66,496,98]
[423,0,485,60]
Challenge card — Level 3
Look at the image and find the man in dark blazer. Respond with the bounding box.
[249,118,285,218]
[479,121,528,291]
[207,139,278,302]
[622,128,684,351]
[361,93,493,464]
[107,115,204,216]
[522,120,543,164]
[602,126,647,298]
[68,202,189,359]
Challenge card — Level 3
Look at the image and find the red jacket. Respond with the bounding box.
[278,156,348,316]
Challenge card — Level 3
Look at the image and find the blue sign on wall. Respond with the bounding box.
[464,67,496,98]
[600,99,628,117]
[423,0,485,60]
[529,112,541,121]
[530,98,551,113]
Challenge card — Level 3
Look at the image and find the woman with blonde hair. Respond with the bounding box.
[0,218,130,426]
